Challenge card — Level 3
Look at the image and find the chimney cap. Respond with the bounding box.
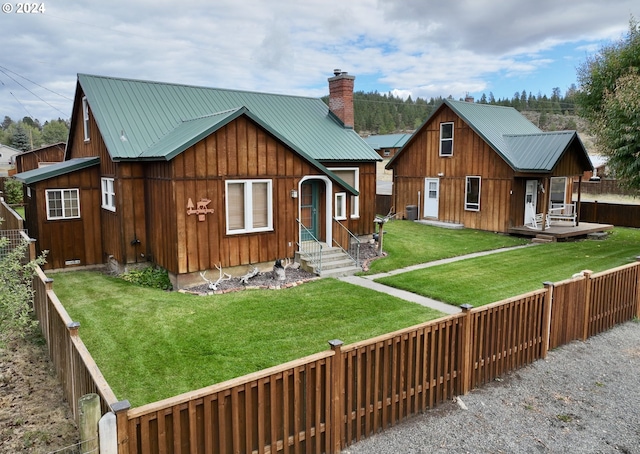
[333,69,342,76]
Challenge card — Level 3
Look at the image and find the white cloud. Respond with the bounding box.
[0,0,638,121]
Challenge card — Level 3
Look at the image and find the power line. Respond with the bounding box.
[0,68,69,117]
[0,65,72,101]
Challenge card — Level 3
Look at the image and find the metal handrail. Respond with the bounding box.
[332,218,361,267]
[295,218,323,274]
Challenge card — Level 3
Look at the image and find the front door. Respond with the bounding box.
[300,181,319,241]
[424,178,439,218]
[524,180,538,225]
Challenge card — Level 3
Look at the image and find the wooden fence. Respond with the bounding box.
[31,266,124,421]
[579,201,640,228]
[32,259,640,453]
[0,195,24,230]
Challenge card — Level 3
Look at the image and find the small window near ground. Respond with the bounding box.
[46,189,80,220]
[465,176,481,211]
[335,192,347,220]
[101,177,116,212]
[82,97,90,142]
[440,122,454,156]
[226,179,273,234]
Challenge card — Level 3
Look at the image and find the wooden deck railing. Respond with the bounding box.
[31,259,640,453]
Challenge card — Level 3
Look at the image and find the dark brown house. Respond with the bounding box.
[15,72,380,288]
[387,99,594,233]
[14,142,66,173]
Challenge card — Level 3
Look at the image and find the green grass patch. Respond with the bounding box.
[376,227,640,307]
[54,272,443,407]
[365,220,529,274]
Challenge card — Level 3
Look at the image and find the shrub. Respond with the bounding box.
[121,266,172,290]
[3,178,23,205]
[0,231,47,345]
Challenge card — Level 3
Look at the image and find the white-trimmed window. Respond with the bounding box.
[226,179,273,234]
[335,192,347,220]
[439,122,454,156]
[46,189,80,220]
[82,96,90,142]
[549,177,567,205]
[101,177,116,212]
[465,176,481,211]
[330,168,359,218]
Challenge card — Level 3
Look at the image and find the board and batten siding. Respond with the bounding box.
[392,105,515,233]
[147,116,336,276]
[29,167,103,269]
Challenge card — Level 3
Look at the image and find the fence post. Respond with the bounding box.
[68,321,81,420]
[112,400,131,454]
[459,304,474,395]
[328,339,344,453]
[581,270,593,340]
[542,282,554,358]
[636,257,640,320]
[99,412,118,454]
[79,393,101,454]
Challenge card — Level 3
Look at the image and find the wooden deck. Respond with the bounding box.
[508,221,614,240]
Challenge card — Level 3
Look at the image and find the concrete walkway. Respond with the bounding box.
[339,244,534,315]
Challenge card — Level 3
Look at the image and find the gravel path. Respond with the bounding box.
[343,321,640,454]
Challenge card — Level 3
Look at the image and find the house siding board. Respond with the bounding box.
[155,117,328,275]
[29,167,102,269]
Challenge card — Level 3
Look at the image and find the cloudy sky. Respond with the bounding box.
[1,0,638,123]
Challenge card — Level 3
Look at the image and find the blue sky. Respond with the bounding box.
[1,0,638,123]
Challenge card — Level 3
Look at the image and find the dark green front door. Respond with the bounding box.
[300,181,319,241]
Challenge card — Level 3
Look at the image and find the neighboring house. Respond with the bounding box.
[15,71,380,288]
[15,142,66,173]
[386,99,593,233]
[0,144,22,176]
[363,133,411,195]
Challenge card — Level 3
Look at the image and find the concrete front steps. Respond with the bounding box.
[295,245,361,278]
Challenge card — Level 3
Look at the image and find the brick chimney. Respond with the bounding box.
[328,69,355,128]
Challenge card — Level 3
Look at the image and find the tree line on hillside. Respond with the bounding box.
[0,116,69,151]
[323,86,579,135]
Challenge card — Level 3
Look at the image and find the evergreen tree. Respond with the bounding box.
[11,125,30,152]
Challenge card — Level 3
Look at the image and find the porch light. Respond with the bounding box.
[290,189,298,198]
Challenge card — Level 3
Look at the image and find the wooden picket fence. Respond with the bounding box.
[31,259,640,453]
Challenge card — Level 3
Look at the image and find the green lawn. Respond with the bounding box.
[376,227,640,307]
[54,272,443,407]
[365,220,529,274]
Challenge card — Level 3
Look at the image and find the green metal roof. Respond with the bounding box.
[77,74,380,163]
[388,99,592,173]
[14,157,99,185]
[363,133,412,150]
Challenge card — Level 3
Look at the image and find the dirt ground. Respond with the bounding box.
[0,336,79,453]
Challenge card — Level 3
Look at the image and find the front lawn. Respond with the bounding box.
[54,272,443,407]
[365,220,529,274]
[376,227,640,307]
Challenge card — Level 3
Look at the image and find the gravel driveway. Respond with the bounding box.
[343,321,640,454]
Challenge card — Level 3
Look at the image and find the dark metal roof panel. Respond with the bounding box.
[78,74,380,163]
[13,157,99,184]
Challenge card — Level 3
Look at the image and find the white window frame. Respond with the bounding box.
[549,177,567,205]
[46,188,81,220]
[439,122,454,156]
[330,167,359,219]
[465,176,481,211]
[225,179,273,235]
[82,96,90,142]
[101,177,116,212]
[334,192,347,220]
